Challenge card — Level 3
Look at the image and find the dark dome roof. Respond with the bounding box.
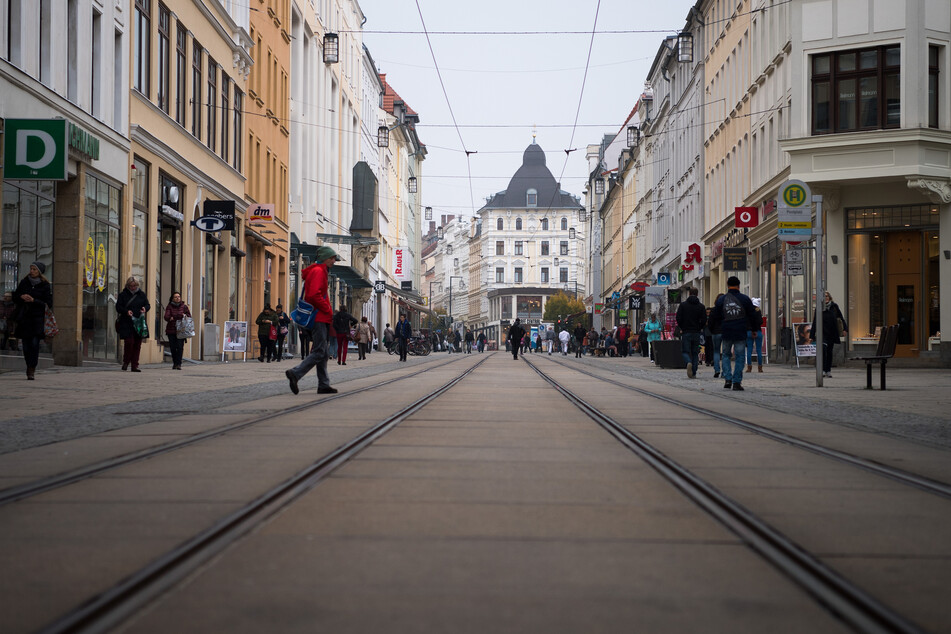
[484,142,579,209]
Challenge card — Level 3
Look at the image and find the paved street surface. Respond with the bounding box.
[0,350,948,632]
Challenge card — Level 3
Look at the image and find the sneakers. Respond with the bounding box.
[686,366,695,378]
[317,386,338,394]
[723,381,733,389]
[823,372,832,378]
[285,369,299,395]
[732,383,744,391]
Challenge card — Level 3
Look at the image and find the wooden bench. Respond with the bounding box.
[851,324,899,390]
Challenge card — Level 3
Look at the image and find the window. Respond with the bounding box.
[157,3,170,112]
[929,45,940,129]
[175,22,187,125]
[131,157,150,290]
[191,41,203,138]
[514,241,523,255]
[514,267,523,283]
[541,241,549,255]
[233,89,243,170]
[133,0,150,96]
[527,188,537,207]
[515,217,522,230]
[91,9,101,116]
[221,77,230,161]
[560,240,569,255]
[541,218,548,230]
[541,267,549,283]
[560,268,568,283]
[811,45,900,134]
[496,267,505,283]
[497,217,503,231]
[496,241,504,255]
[207,57,217,151]
[561,217,568,230]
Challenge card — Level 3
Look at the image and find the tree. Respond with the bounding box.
[543,291,586,328]
[422,308,447,332]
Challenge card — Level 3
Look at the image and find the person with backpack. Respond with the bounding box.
[711,276,759,391]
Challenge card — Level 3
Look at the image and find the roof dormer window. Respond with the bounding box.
[527,188,537,207]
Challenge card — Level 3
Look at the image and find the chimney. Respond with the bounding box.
[429,221,436,234]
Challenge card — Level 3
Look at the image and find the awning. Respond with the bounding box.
[330,265,372,289]
[396,297,436,318]
[245,226,273,247]
[385,283,424,303]
[386,283,435,317]
[315,232,379,246]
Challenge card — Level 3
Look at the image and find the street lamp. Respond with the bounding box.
[323,33,339,64]
[408,176,417,193]
[594,177,605,195]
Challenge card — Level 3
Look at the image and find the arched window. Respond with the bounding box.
[497,217,503,231]
[561,217,568,230]
[527,188,537,207]
[541,218,549,231]
[515,217,522,230]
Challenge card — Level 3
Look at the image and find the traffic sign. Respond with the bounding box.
[778,179,813,242]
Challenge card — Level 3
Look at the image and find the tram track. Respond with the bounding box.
[523,356,926,634]
[0,354,475,508]
[541,355,951,501]
[36,354,490,634]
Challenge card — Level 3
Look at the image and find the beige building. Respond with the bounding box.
[129,0,252,363]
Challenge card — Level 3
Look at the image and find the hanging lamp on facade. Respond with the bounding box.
[408,176,417,193]
[425,206,432,221]
[323,33,339,63]
[377,125,389,148]
[677,32,694,63]
[594,177,605,195]
[627,125,639,147]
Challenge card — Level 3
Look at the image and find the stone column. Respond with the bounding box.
[52,165,85,366]
[907,178,951,365]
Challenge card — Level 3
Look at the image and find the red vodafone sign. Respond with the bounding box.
[735,206,759,228]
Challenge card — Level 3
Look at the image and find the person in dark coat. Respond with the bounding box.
[115,276,151,372]
[811,291,848,378]
[395,313,413,362]
[13,261,53,380]
[710,276,758,391]
[675,287,707,379]
[573,323,587,358]
[274,304,290,362]
[464,328,474,354]
[507,318,525,360]
[254,303,279,363]
[332,306,357,365]
[163,291,191,370]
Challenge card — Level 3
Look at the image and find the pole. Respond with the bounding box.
[814,195,824,388]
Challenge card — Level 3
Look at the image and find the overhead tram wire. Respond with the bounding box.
[414,0,477,216]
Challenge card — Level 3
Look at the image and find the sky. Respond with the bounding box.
[358,0,698,222]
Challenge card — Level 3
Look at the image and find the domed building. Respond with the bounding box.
[467,140,586,348]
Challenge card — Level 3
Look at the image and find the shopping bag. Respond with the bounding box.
[44,306,58,338]
[269,325,278,340]
[133,313,150,339]
[176,315,196,338]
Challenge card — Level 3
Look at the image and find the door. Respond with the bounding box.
[886,232,920,357]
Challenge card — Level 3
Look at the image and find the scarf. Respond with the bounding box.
[28,276,42,287]
[824,299,832,311]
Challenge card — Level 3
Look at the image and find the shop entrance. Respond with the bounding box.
[886,232,920,357]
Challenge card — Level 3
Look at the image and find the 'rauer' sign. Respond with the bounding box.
[394,248,405,279]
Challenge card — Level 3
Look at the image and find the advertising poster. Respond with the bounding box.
[793,320,816,358]
[223,320,248,353]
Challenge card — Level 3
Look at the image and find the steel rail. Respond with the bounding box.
[0,354,477,507]
[38,355,490,634]
[524,357,925,634]
[541,356,951,501]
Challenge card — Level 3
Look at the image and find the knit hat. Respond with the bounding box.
[31,261,46,275]
[752,297,761,308]
[315,246,343,262]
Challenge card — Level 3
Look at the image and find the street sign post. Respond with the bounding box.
[778,179,813,242]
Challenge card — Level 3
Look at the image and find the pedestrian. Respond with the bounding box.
[676,286,707,379]
[703,308,715,367]
[1,290,18,351]
[637,323,649,357]
[559,327,570,355]
[453,329,462,353]
[332,306,357,365]
[811,291,848,378]
[708,294,724,377]
[298,326,312,360]
[522,332,530,354]
[573,323,587,358]
[616,322,630,357]
[367,321,377,354]
[355,315,371,360]
[477,331,486,352]
[746,298,765,373]
[274,304,290,362]
[115,276,151,373]
[395,313,412,361]
[645,315,662,363]
[285,246,341,395]
[546,326,555,355]
[163,291,191,370]
[12,261,52,380]
[711,276,758,391]
[464,328,474,354]
[383,322,395,353]
[254,303,278,363]
[603,330,617,357]
[508,318,525,360]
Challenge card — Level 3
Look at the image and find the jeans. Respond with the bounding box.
[398,338,409,361]
[289,323,331,388]
[822,341,835,373]
[681,332,701,373]
[746,331,763,365]
[22,334,41,369]
[721,337,747,384]
[712,334,722,374]
[336,334,350,363]
[167,333,185,366]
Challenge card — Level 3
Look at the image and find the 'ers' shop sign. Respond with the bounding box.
[394,247,405,280]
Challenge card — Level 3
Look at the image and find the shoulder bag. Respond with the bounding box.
[290,284,316,329]
[44,305,59,338]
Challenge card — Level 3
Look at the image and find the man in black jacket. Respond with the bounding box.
[675,286,706,378]
[573,323,588,357]
[507,319,525,360]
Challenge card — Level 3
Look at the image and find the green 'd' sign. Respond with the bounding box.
[3,119,68,180]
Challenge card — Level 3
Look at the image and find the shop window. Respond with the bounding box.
[2,180,56,291]
[929,45,940,129]
[811,45,900,135]
[82,174,121,360]
[204,240,216,322]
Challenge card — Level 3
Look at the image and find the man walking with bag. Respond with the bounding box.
[286,246,341,395]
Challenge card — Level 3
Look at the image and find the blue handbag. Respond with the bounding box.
[290,285,316,329]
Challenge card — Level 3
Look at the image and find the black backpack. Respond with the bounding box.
[722,293,747,322]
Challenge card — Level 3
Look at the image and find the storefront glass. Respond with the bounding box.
[81,173,121,360]
[517,295,542,320]
[204,241,215,322]
[1,180,56,292]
